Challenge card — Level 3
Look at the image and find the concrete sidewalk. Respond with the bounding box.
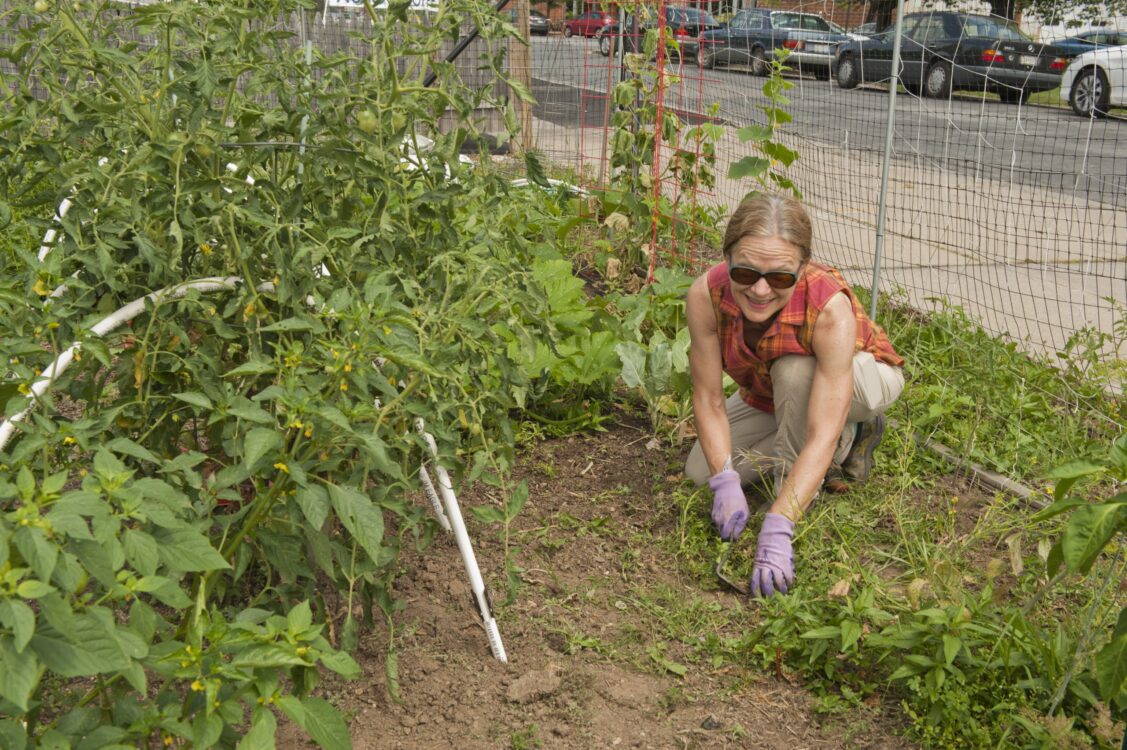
[530,115,1126,364]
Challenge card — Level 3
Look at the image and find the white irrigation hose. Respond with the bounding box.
[508,176,588,195]
[20,147,513,664]
[415,417,508,664]
[0,276,274,453]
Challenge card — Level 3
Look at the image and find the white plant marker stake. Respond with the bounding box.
[414,418,508,663]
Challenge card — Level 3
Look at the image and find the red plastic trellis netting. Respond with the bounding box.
[568,0,722,277]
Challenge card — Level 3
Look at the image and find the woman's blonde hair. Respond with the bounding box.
[722,193,812,262]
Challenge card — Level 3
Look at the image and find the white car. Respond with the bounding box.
[1060,44,1127,117]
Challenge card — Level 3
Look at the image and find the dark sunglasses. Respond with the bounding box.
[727,261,801,289]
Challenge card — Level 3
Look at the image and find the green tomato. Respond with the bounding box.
[34,0,50,11]
[357,109,377,134]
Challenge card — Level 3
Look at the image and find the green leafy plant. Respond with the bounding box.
[596,24,723,282]
[0,0,573,745]
[726,50,801,198]
[1032,434,1127,716]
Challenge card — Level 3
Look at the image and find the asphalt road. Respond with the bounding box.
[528,34,1127,208]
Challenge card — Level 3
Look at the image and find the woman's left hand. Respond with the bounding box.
[750,512,795,597]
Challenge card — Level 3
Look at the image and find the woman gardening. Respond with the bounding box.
[685,194,904,597]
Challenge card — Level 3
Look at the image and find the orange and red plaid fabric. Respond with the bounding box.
[706,262,904,413]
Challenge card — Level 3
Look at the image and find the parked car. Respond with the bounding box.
[697,8,849,78]
[849,21,881,37]
[529,9,549,36]
[564,11,613,38]
[598,6,722,61]
[830,12,1068,103]
[1048,29,1127,57]
[1060,45,1127,116]
[510,9,550,35]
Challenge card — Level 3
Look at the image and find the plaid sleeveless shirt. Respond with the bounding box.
[707,261,904,413]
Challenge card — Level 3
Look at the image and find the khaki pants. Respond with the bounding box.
[685,353,905,487]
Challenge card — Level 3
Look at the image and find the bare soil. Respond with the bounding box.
[278,416,927,750]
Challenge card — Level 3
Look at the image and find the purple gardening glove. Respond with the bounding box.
[751,512,796,597]
[708,469,749,541]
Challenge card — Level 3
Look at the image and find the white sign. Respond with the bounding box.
[325,0,440,13]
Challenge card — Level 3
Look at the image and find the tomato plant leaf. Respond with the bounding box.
[243,428,281,471]
[153,528,230,573]
[236,709,277,750]
[0,601,35,654]
[0,637,38,711]
[171,392,213,410]
[296,485,330,530]
[327,484,384,565]
[276,696,350,750]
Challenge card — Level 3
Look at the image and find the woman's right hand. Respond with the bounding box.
[708,469,749,540]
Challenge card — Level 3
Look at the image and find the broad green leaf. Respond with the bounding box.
[800,625,842,640]
[1048,460,1105,501]
[192,712,223,749]
[296,485,330,530]
[236,710,277,750]
[41,470,68,497]
[648,338,673,393]
[1062,503,1127,574]
[227,403,275,424]
[1095,631,1127,703]
[469,506,505,524]
[0,719,27,750]
[171,392,213,410]
[736,124,773,142]
[14,527,58,583]
[123,530,160,577]
[276,696,351,750]
[942,634,962,664]
[616,341,647,389]
[92,450,129,480]
[225,359,276,378]
[761,140,798,167]
[507,480,529,518]
[153,528,230,573]
[243,428,281,470]
[287,601,313,634]
[319,649,361,680]
[0,600,36,653]
[728,156,770,181]
[840,620,862,652]
[327,484,384,564]
[233,645,309,669]
[105,438,161,464]
[16,579,55,599]
[1111,433,1127,472]
[0,637,38,711]
[1030,497,1086,522]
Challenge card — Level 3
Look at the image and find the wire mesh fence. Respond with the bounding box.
[524,1,1125,381]
[2,0,1121,398]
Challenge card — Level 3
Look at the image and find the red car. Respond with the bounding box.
[564,11,614,38]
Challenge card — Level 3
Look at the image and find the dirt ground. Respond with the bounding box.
[278,417,923,750]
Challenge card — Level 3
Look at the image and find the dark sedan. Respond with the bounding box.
[598,6,721,61]
[529,9,549,36]
[831,12,1068,103]
[697,8,848,78]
